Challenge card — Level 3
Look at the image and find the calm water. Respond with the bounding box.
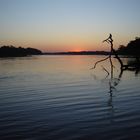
[0,55,140,140]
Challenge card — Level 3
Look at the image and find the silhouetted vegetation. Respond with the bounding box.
[117,37,140,71]
[0,45,42,57]
[44,51,110,55]
[117,37,140,57]
[92,34,140,75]
[92,35,140,100]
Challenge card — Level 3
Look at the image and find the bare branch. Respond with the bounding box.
[90,55,110,69]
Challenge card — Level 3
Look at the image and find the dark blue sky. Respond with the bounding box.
[0,0,140,51]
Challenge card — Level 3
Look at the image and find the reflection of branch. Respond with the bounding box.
[102,66,109,78]
[91,34,140,98]
[109,57,114,78]
[91,34,140,123]
[109,81,113,96]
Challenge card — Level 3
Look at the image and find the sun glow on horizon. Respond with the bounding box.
[0,0,140,52]
[70,49,84,52]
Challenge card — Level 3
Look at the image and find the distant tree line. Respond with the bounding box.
[0,45,42,57]
[44,51,110,55]
[0,37,139,57]
[117,37,140,57]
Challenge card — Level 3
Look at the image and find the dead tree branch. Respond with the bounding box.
[91,55,110,69]
[92,34,140,77]
[91,34,123,70]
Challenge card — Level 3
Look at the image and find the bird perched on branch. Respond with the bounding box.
[103,34,113,43]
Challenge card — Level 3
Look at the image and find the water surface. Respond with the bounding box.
[0,55,140,140]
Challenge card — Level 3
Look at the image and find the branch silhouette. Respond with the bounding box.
[91,34,140,82]
[91,56,110,69]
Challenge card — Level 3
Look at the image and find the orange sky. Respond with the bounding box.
[0,0,140,52]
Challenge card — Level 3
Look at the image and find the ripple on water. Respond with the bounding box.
[0,56,140,140]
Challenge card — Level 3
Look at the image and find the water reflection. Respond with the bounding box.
[0,55,140,140]
[92,57,140,125]
[126,58,140,75]
[106,69,121,124]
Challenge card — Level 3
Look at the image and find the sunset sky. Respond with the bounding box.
[0,0,140,52]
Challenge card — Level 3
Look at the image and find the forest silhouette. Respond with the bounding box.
[0,37,140,57]
[0,46,42,57]
[117,37,140,57]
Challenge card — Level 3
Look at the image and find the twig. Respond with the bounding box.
[90,55,110,69]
